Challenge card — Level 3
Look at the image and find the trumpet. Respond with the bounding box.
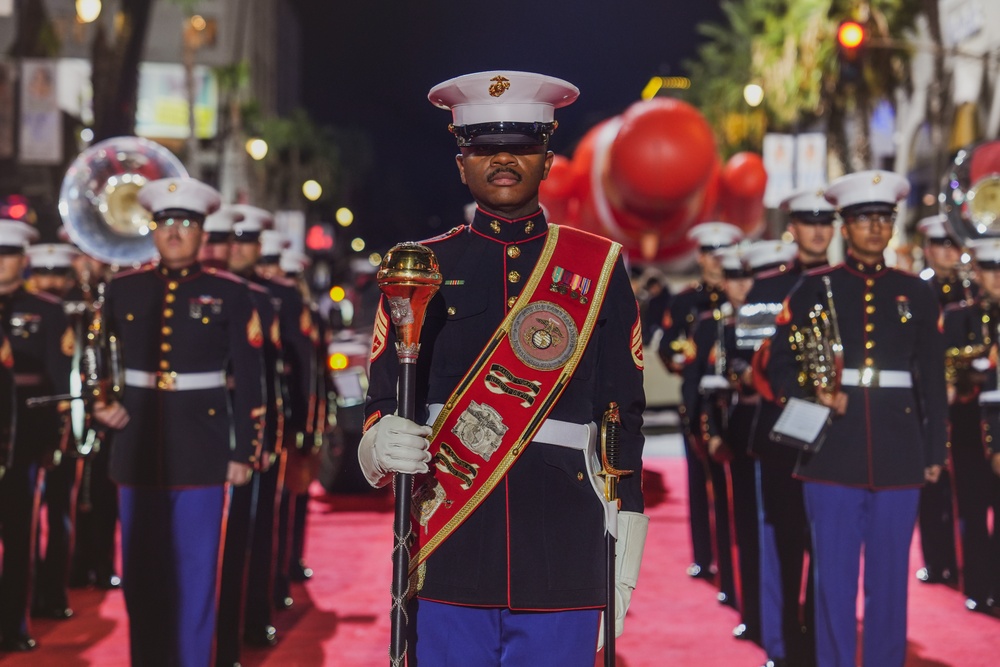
[790,276,844,397]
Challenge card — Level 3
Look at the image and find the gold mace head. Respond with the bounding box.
[377,242,443,358]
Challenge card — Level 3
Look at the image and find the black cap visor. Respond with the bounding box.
[451,121,555,147]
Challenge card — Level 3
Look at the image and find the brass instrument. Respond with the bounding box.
[942,139,1000,244]
[791,276,843,397]
[59,136,186,266]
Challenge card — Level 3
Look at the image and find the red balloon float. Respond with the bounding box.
[718,151,768,237]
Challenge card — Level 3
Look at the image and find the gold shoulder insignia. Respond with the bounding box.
[270,316,281,347]
[60,326,76,357]
[247,310,264,348]
[370,299,389,362]
[299,307,313,337]
[0,338,12,368]
[630,307,644,370]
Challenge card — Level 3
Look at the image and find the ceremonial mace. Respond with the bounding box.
[377,243,442,667]
[599,402,632,667]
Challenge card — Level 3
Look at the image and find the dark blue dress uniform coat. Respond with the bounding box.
[104,264,265,487]
[365,208,645,610]
[769,254,948,488]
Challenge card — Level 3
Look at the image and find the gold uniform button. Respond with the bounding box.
[168,281,178,290]
[208,408,216,416]
[987,435,993,443]
[202,317,210,324]
[508,271,521,283]
[165,294,176,303]
[162,326,172,335]
[865,340,875,349]
[161,343,171,352]
[942,284,951,294]
[864,358,874,367]
[864,293,874,302]
[984,315,991,324]
[164,308,174,318]
[447,306,456,316]
[866,279,875,287]
[126,313,134,321]
[507,296,517,308]
[159,360,170,370]
[865,323,874,332]
[866,305,875,314]
[507,245,521,259]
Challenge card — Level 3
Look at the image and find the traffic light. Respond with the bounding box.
[836,20,866,81]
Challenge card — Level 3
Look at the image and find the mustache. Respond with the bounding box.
[487,167,521,183]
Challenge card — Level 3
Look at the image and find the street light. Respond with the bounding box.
[350,237,365,252]
[303,180,323,201]
[76,0,102,23]
[335,207,354,227]
[743,84,764,108]
[245,138,268,160]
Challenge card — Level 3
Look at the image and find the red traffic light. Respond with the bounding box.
[837,21,865,49]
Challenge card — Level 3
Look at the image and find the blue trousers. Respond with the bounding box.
[119,485,225,667]
[803,482,919,667]
[411,599,600,667]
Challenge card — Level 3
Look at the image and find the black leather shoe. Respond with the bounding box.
[31,606,73,620]
[244,625,277,647]
[0,635,37,652]
[686,563,715,580]
[760,659,788,667]
[273,595,293,610]
[965,597,996,615]
[732,622,760,642]
[916,567,953,584]
[289,560,313,582]
[97,574,122,590]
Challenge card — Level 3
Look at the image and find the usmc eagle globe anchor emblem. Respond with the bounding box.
[510,301,578,371]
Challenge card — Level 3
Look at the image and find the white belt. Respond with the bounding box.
[840,368,912,389]
[426,403,592,451]
[124,369,227,391]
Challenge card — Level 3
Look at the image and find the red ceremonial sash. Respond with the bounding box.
[409,224,621,577]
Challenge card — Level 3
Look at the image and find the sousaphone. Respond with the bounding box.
[59,136,188,266]
[942,140,1000,242]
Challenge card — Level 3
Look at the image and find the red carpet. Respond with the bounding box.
[8,456,998,666]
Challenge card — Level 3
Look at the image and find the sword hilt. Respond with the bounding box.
[599,402,632,506]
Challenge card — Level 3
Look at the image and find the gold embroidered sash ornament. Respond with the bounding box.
[409,224,621,576]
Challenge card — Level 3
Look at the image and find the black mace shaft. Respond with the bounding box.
[390,362,416,665]
[377,242,442,667]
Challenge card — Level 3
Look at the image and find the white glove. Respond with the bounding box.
[357,414,433,487]
[597,511,650,650]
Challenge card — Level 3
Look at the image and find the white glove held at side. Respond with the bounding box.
[357,415,433,487]
[598,510,650,650]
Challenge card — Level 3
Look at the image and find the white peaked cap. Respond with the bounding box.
[204,206,245,233]
[280,249,311,275]
[0,219,40,250]
[824,170,910,211]
[780,188,835,214]
[259,230,288,257]
[688,222,744,249]
[27,243,80,269]
[137,178,221,218]
[231,204,275,234]
[429,71,579,126]
[745,240,798,271]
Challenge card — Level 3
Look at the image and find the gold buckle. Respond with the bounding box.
[156,372,176,391]
[858,367,879,388]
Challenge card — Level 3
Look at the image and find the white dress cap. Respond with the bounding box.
[204,206,245,234]
[280,249,311,275]
[0,219,41,251]
[824,170,910,212]
[780,187,835,215]
[687,222,744,250]
[259,230,287,258]
[969,238,1000,266]
[27,243,80,270]
[916,213,954,242]
[714,245,752,276]
[231,204,274,235]
[745,240,798,271]
[429,71,578,145]
[137,178,222,218]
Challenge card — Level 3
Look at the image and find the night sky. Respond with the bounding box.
[293,1,725,249]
